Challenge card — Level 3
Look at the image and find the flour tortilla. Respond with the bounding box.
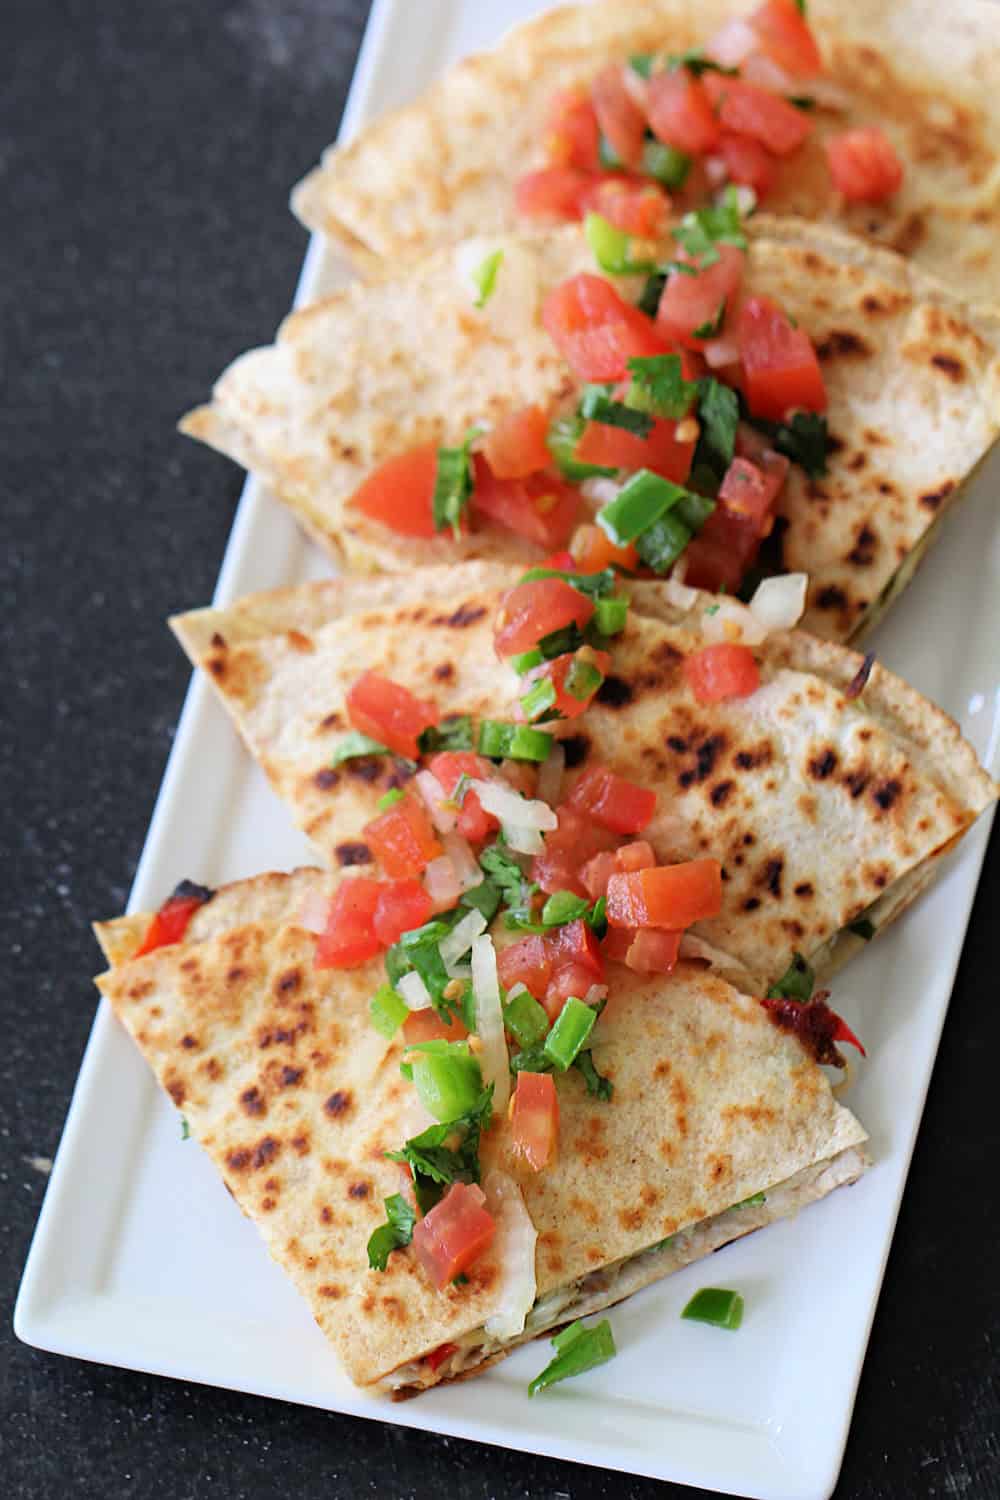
[291,0,1000,302]
[95,868,868,1393]
[180,218,1000,643]
[170,562,996,992]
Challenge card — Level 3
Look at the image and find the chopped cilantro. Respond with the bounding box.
[626,354,699,419]
[329,730,393,766]
[667,48,739,78]
[692,377,740,483]
[386,1087,494,1213]
[767,952,815,1003]
[367,1193,416,1271]
[432,428,480,538]
[669,186,747,270]
[180,1115,190,1141]
[692,299,727,341]
[574,1049,614,1101]
[418,715,474,754]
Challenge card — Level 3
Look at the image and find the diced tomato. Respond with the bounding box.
[494,577,595,658]
[403,1008,468,1045]
[568,765,657,835]
[373,879,433,948]
[412,1182,496,1289]
[510,1071,560,1171]
[346,670,439,760]
[545,88,601,170]
[606,859,723,930]
[363,794,442,879]
[424,1341,458,1374]
[514,166,594,221]
[625,927,682,974]
[314,878,382,968]
[601,925,634,962]
[682,469,774,592]
[749,0,823,76]
[542,962,597,1023]
[482,405,552,480]
[702,73,811,157]
[591,63,647,168]
[575,414,695,484]
[738,296,827,421]
[718,453,788,528]
[542,273,671,382]
[571,523,639,574]
[428,751,499,844]
[826,126,903,203]
[583,176,670,238]
[133,887,210,958]
[472,455,581,551]
[497,934,553,998]
[540,549,576,571]
[616,839,656,873]
[350,443,442,539]
[656,244,746,348]
[549,918,605,979]
[522,648,612,721]
[531,804,619,897]
[684,643,762,703]
[646,69,720,155]
[717,131,778,199]
[579,849,621,900]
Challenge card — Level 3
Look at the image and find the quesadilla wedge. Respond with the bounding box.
[94,867,869,1395]
[180,218,1000,643]
[170,561,996,993]
[291,0,1000,302]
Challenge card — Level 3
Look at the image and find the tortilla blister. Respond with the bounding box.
[180,218,1000,643]
[169,561,996,993]
[94,869,868,1393]
[291,0,1000,303]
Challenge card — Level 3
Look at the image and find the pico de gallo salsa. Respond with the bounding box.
[349,182,837,605]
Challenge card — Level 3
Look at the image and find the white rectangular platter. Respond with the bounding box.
[15,3,1000,1497]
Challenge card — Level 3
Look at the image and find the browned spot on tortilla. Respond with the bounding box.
[863,428,890,448]
[345,758,384,784]
[722,1100,777,1126]
[743,896,761,912]
[431,603,487,628]
[286,629,314,653]
[847,524,877,567]
[710,780,734,807]
[261,1196,276,1212]
[618,1206,645,1232]
[760,857,784,899]
[280,1066,304,1087]
[794,881,814,899]
[930,353,965,382]
[596,675,632,708]
[180,1033,198,1050]
[252,1137,280,1170]
[335,841,372,867]
[561,733,590,767]
[226,1148,250,1173]
[888,210,926,256]
[678,733,727,789]
[734,742,772,771]
[319,711,343,731]
[920,480,955,512]
[808,748,838,780]
[708,1153,732,1184]
[433,662,454,681]
[666,735,688,753]
[275,968,302,997]
[872,777,902,812]
[348,1180,370,1200]
[324,1089,352,1118]
[318,1284,343,1299]
[210,631,226,649]
[240,1086,266,1117]
[319,1205,333,1225]
[846,451,867,472]
[204,1057,222,1081]
[816,330,870,360]
[166,1078,186,1107]
[815,585,848,612]
[659,1137,677,1163]
[314,767,340,791]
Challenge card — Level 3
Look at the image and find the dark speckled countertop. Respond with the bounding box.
[3,3,999,1497]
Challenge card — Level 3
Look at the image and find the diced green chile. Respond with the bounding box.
[546,413,616,482]
[543,997,598,1071]
[541,890,591,927]
[564,658,603,701]
[528,1318,617,1395]
[369,984,409,1039]
[642,139,691,187]
[503,989,551,1049]
[477,719,553,761]
[681,1287,744,1330]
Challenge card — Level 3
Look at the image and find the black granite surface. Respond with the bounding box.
[3,3,999,1497]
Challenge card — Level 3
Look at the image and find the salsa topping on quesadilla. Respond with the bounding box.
[132,879,215,957]
[764,951,865,1064]
[349,195,835,605]
[515,1,903,224]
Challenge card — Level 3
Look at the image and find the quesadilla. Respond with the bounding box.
[291,0,1000,302]
[94,867,869,1395]
[170,561,996,993]
[180,217,1000,643]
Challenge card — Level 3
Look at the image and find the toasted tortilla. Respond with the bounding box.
[291,0,1000,302]
[95,867,868,1393]
[180,219,1000,642]
[170,562,996,991]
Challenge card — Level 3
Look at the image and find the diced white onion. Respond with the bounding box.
[504,824,546,855]
[742,54,794,93]
[536,740,565,809]
[505,982,528,1001]
[749,572,808,634]
[621,61,649,109]
[423,855,463,912]
[442,831,484,892]
[704,336,741,369]
[414,770,457,834]
[801,76,852,112]
[470,779,558,835]
[581,476,624,507]
[397,970,433,1011]
[700,596,768,646]
[706,17,759,67]
[439,908,488,968]
[583,984,609,1009]
[471,935,510,1118]
[662,576,700,611]
[296,888,329,934]
[483,1170,538,1341]
[731,185,758,218]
